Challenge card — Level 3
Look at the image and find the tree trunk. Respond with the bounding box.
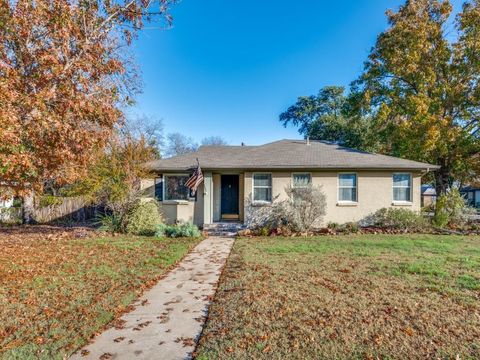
[22,191,35,224]
[434,165,450,197]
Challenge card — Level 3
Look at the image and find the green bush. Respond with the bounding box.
[124,200,162,236]
[174,223,202,238]
[343,222,359,233]
[327,222,340,230]
[155,222,201,238]
[95,212,123,232]
[433,189,472,228]
[256,226,270,236]
[38,195,63,208]
[155,223,169,237]
[367,207,429,230]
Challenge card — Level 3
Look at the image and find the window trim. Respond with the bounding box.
[163,173,191,201]
[392,172,412,204]
[252,172,273,204]
[337,172,358,204]
[291,172,312,188]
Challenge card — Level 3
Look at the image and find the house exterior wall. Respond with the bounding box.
[193,183,204,226]
[140,177,200,226]
[212,174,221,222]
[142,170,422,227]
[239,174,245,222]
[244,170,422,225]
[160,201,195,224]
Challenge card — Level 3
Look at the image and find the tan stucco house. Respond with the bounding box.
[142,139,438,227]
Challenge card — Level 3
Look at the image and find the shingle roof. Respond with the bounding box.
[145,139,439,171]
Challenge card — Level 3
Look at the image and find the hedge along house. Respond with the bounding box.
[141,139,438,227]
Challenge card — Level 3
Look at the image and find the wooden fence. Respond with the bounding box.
[32,196,98,224]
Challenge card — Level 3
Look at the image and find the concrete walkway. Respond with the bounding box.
[71,236,235,360]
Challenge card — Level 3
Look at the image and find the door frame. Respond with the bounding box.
[220,174,240,220]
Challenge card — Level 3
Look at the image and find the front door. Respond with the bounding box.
[221,175,239,220]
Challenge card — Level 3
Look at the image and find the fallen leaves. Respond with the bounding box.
[0,226,200,358]
[175,337,195,347]
[196,235,480,359]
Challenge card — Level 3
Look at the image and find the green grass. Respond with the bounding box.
[0,229,200,359]
[196,234,480,359]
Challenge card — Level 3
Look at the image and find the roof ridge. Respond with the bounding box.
[198,144,257,149]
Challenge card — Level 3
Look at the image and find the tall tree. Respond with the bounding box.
[201,136,228,146]
[164,132,198,158]
[279,86,375,151]
[352,0,480,195]
[123,115,165,158]
[0,0,176,219]
[65,128,160,220]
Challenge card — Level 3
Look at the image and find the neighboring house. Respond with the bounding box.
[142,139,438,227]
[421,185,437,208]
[460,186,480,208]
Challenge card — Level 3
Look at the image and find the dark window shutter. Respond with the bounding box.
[155,176,163,201]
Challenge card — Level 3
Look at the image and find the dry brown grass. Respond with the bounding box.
[0,225,200,359]
[196,235,480,360]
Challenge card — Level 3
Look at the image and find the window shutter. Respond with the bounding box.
[155,176,163,201]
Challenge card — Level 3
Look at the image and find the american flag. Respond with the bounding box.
[185,159,204,195]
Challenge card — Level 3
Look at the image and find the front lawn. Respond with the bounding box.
[196,235,480,359]
[0,226,200,359]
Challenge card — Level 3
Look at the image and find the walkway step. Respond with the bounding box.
[203,222,245,237]
[70,237,235,360]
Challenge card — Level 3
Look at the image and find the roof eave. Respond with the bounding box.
[147,164,440,172]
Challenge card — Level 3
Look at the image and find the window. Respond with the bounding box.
[393,173,411,202]
[253,173,272,202]
[338,174,357,202]
[292,173,311,187]
[164,175,190,201]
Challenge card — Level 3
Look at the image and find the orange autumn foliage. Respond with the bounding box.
[0,0,176,196]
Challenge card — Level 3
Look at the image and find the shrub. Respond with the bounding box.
[38,195,64,208]
[124,200,162,236]
[172,223,202,238]
[283,185,327,232]
[0,207,22,224]
[155,223,169,237]
[244,194,285,231]
[95,212,123,232]
[245,185,327,233]
[253,226,271,237]
[366,207,429,230]
[343,222,359,233]
[433,189,473,228]
[155,222,201,238]
[327,222,340,230]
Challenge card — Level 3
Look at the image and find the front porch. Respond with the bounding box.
[202,172,245,225]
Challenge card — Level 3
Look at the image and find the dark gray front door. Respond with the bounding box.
[221,175,239,218]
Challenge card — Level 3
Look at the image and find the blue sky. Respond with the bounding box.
[130,0,462,146]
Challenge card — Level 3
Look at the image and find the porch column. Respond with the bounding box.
[203,171,213,224]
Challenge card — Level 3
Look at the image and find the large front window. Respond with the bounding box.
[338,174,357,202]
[253,173,272,202]
[393,173,411,202]
[164,175,190,201]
